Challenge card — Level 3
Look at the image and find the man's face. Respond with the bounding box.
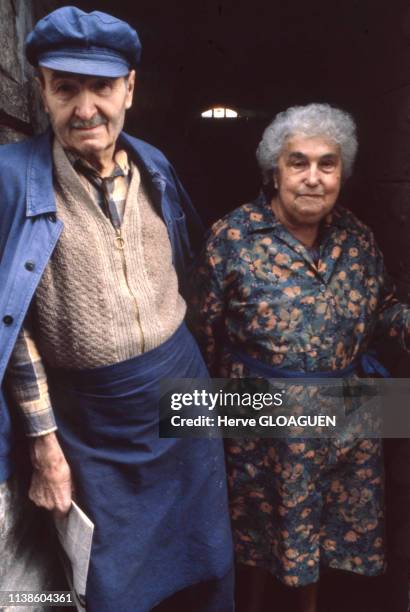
[38,67,135,163]
[273,134,342,229]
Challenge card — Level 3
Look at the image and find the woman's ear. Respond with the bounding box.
[273,169,278,190]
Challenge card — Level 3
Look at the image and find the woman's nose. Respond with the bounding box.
[305,164,320,186]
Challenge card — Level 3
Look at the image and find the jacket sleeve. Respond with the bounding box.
[170,165,205,258]
[164,164,206,301]
[5,317,57,437]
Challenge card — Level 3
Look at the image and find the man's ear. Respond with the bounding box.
[125,69,136,110]
[35,71,49,114]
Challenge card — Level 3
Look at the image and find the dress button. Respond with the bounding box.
[25,261,35,271]
[3,315,13,325]
[48,213,57,223]
[320,284,326,293]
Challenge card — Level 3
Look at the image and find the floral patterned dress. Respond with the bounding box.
[194,194,410,586]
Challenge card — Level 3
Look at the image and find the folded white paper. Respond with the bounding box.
[54,501,94,608]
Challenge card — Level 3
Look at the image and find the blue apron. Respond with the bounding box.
[49,323,233,612]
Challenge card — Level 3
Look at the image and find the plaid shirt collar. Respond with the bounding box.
[66,148,131,180]
[65,148,132,230]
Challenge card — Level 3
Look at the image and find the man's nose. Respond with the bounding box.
[73,90,96,121]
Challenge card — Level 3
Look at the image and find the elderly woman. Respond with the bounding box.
[195,103,410,612]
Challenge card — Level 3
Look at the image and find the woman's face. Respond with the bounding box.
[273,134,343,230]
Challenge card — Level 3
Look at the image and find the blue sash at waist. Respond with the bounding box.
[225,343,390,379]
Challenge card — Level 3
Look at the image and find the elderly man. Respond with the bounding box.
[0,7,233,612]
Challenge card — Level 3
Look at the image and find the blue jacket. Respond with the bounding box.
[0,130,204,481]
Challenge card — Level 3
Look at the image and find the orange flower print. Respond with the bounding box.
[227,228,241,240]
[344,531,358,542]
[283,576,299,586]
[284,286,301,298]
[275,252,291,265]
[323,539,336,552]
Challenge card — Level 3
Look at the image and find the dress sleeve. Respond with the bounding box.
[6,320,57,437]
[374,239,410,352]
[192,237,226,375]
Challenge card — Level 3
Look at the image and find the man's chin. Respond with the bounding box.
[68,141,108,158]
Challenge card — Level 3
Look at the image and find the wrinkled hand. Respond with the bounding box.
[29,432,73,519]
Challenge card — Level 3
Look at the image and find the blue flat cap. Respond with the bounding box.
[25,6,141,77]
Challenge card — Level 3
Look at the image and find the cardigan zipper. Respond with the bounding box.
[114,227,145,354]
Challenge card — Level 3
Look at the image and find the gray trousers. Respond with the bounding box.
[0,475,67,612]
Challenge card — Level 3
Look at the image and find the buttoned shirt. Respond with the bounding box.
[68,149,131,228]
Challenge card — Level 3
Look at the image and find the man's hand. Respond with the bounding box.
[29,432,73,518]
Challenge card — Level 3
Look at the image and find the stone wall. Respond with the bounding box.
[0,0,57,145]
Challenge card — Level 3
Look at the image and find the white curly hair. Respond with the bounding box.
[256,103,358,185]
